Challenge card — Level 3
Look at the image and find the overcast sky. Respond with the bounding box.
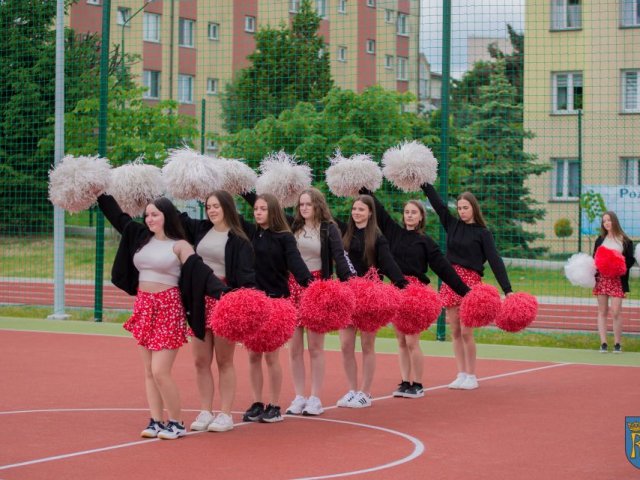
[420,0,525,78]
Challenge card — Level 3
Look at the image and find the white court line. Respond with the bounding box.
[0,362,572,474]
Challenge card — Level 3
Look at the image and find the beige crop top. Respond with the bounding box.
[133,237,181,286]
[196,227,228,276]
[295,227,322,272]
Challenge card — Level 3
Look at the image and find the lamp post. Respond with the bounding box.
[119,0,156,85]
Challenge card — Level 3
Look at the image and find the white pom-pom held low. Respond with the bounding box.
[564,253,597,288]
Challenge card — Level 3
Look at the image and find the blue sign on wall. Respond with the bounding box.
[580,185,640,237]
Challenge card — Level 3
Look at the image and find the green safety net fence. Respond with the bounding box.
[0,0,638,336]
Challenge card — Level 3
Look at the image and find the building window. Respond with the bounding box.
[206,78,219,95]
[366,39,375,54]
[178,18,194,47]
[337,46,347,62]
[553,72,583,113]
[622,158,640,184]
[117,7,131,26]
[622,0,640,26]
[178,74,194,104]
[316,0,327,18]
[552,159,580,199]
[338,0,346,14]
[87,0,101,5]
[397,13,409,35]
[622,70,639,112]
[143,13,161,43]
[143,70,161,99]
[551,0,582,30]
[245,16,256,33]
[397,56,408,81]
[289,0,300,13]
[367,0,375,7]
[385,55,394,69]
[419,78,429,100]
[385,9,394,23]
[207,22,219,40]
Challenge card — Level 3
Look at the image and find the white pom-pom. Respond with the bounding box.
[107,158,164,217]
[162,147,222,201]
[216,157,258,195]
[635,243,640,267]
[325,150,383,197]
[255,150,312,207]
[382,140,438,192]
[48,155,111,213]
[564,253,596,288]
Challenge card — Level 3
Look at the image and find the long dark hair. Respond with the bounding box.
[457,191,486,228]
[402,200,427,234]
[206,190,250,242]
[291,187,335,234]
[343,195,379,268]
[599,210,630,242]
[141,197,186,245]
[255,193,291,233]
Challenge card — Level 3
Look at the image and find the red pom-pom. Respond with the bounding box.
[210,288,266,342]
[495,293,538,333]
[393,283,442,335]
[459,284,501,328]
[349,276,401,332]
[243,298,297,353]
[594,246,627,277]
[299,279,356,333]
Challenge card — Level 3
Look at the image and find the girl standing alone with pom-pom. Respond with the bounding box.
[360,188,470,399]
[179,190,256,433]
[423,184,512,390]
[593,211,634,353]
[240,193,313,423]
[97,194,206,440]
[285,188,355,417]
[337,195,408,408]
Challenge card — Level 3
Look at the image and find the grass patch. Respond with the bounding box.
[0,305,130,324]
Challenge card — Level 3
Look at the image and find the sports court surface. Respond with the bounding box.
[0,317,638,479]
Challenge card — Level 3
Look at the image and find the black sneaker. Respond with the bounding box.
[599,343,608,353]
[140,418,166,438]
[404,383,425,399]
[243,402,265,422]
[260,404,283,423]
[393,381,411,398]
[613,343,622,353]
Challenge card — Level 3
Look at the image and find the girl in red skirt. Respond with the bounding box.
[97,194,196,440]
[592,211,634,353]
[423,184,512,390]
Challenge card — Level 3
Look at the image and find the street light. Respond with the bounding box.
[119,0,157,85]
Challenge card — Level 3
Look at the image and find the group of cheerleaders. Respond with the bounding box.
[96,178,631,440]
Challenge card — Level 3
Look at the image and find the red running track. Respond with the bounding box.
[1,280,639,332]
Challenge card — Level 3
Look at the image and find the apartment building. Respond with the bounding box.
[69,0,420,152]
[523,0,640,252]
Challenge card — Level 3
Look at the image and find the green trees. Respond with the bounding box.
[221,0,332,133]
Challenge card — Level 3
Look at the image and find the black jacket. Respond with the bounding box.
[423,184,512,295]
[179,213,256,289]
[593,236,635,292]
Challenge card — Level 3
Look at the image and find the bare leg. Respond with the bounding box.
[339,327,358,391]
[395,329,411,382]
[248,351,263,403]
[610,297,624,345]
[460,325,476,375]
[307,330,326,398]
[139,347,164,420]
[360,331,377,394]
[191,331,214,411]
[288,326,306,397]
[405,333,424,384]
[150,348,181,421]
[264,349,282,405]
[214,335,236,415]
[596,295,609,344]
[448,307,466,374]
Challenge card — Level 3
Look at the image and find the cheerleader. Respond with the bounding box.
[179,190,255,432]
[97,194,198,440]
[593,211,634,353]
[423,184,512,390]
[240,193,313,423]
[361,189,470,398]
[337,195,408,408]
[285,188,354,416]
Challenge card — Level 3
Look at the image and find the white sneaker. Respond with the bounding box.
[302,396,324,416]
[336,390,356,407]
[140,418,165,438]
[157,420,186,440]
[286,395,307,415]
[190,410,215,431]
[448,373,467,389]
[350,391,372,408]
[459,374,479,390]
[207,412,234,432]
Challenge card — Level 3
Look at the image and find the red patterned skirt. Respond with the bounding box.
[439,265,482,308]
[124,287,187,351]
[593,275,625,298]
[288,270,323,307]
